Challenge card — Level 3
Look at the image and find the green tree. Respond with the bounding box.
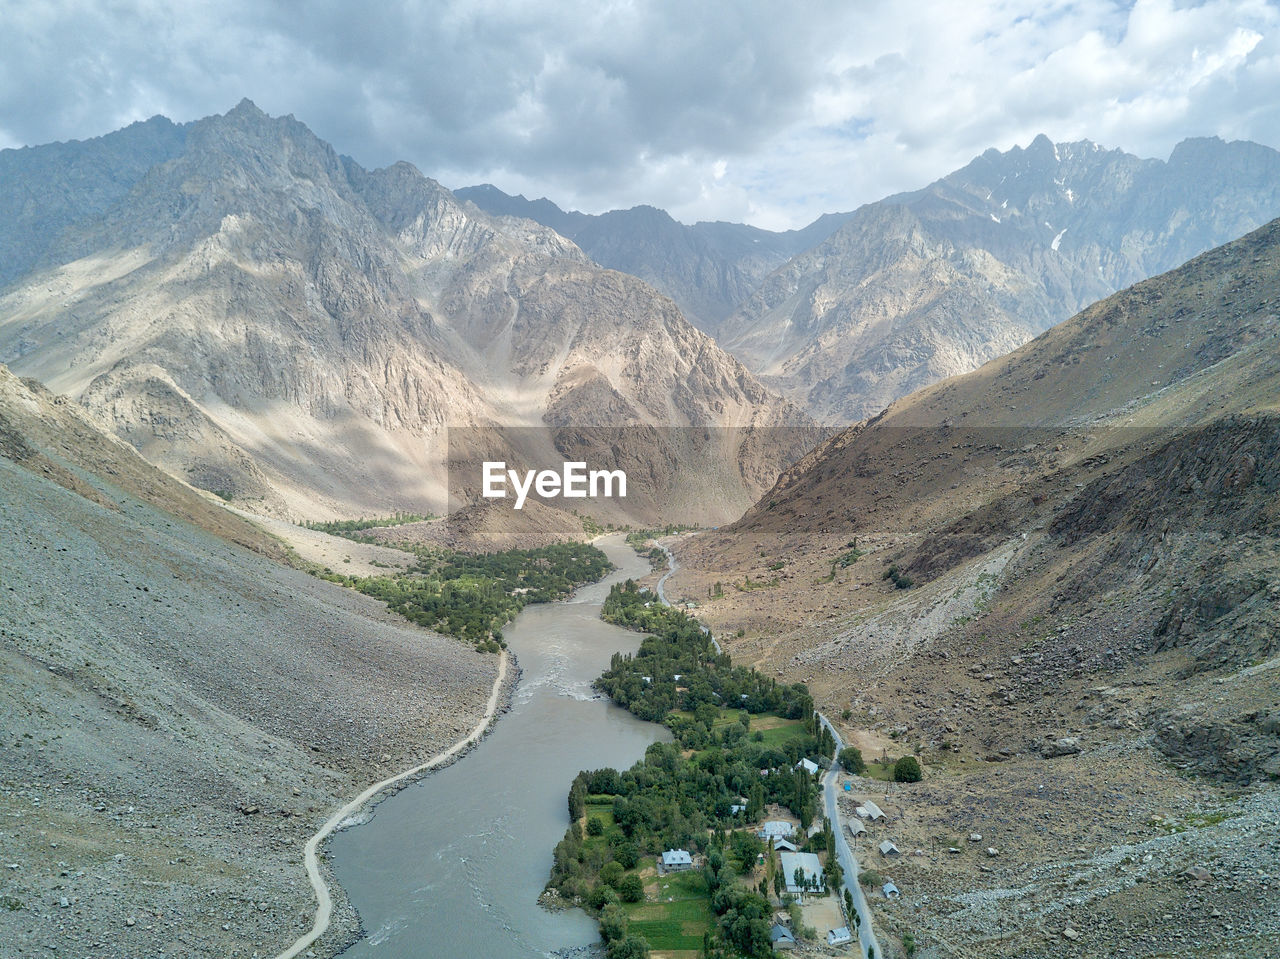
[600,861,624,887]
[607,933,651,959]
[893,755,923,783]
[838,746,866,774]
[614,842,639,869]
[588,884,618,909]
[618,873,645,903]
[587,817,605,836]
[599,904,629,943]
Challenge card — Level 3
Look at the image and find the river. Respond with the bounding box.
[329,535,668,958]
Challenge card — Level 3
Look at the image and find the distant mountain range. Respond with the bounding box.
[0,101,808,522]
[455,184,854,334]
[5,102,1280,523]
[464,135,1280,423]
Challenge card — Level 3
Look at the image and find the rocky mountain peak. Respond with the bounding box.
[0,102,807,522]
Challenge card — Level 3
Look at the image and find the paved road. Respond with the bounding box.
[824,752,885,957]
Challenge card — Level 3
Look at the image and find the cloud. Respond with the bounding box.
[1,0,1278,229]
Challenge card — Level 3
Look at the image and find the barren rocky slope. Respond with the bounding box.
[720,134,1280,422]
[0,101,809,525]
[0,366,499,958]
[669,220,1280,957]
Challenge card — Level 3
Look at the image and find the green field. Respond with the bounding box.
[625,865,713,954]
[863,760,896,781]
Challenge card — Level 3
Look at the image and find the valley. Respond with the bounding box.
[2,96,1278,959]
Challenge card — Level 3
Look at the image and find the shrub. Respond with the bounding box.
[882,565,914,589]
[858,869,883,888]
[587,817,605,836]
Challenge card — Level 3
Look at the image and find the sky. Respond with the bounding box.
[3,0,1279,230]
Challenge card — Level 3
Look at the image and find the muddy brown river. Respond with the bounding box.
[330,536,667,958]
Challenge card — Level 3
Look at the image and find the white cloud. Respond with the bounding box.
[1,0,1278,229]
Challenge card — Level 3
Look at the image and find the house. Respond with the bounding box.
[796,758,820,775]
[661,849,693,871]
[758,820,796,841]
[729,803,747,815]
[883,881,901,900]
[827,926,853,946]
[769,923,797,950]
[846,820,867,838]
[779,851,823,894]
[860,800,886,821]
[772,838,798,853]
[878,840,901,857]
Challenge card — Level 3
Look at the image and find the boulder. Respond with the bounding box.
[1042,737,1082,758]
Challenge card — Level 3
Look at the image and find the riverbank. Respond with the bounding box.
[274,650,516,958]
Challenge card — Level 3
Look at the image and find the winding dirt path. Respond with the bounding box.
[271,650,509,959]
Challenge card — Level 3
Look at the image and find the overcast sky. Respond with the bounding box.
[3,0,1278,229]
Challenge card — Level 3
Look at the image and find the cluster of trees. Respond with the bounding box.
[552,731,821,888]
[599,581,813,723]
[547,579,841,957]
[303,512,435,536]
[623,524,697,554]
[322,544,613,651]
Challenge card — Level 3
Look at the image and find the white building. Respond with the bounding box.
[827,926,853,946]
[859,800,886,821]
[758,820,796,841]
[796,758,820,775]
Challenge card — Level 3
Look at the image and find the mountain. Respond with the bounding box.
[718,134,1280,422]
[0,115,188,289]
[668,220,1280,955]
[455,184,853,334]
[0,363,499,957]
[0,101,811,524]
